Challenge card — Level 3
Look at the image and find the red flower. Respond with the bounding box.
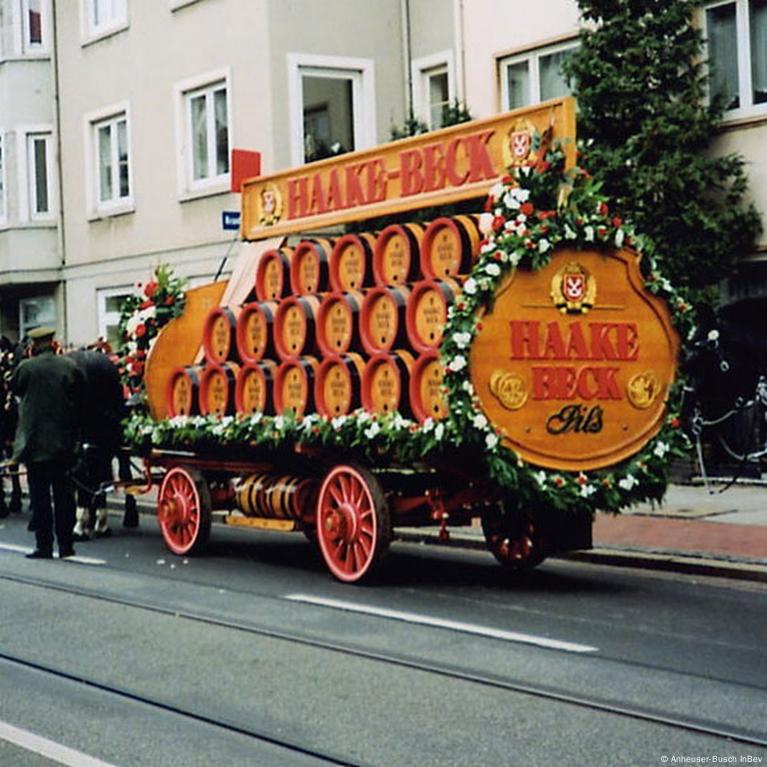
[501,174,512,184]
[555,476,565,487]
[598,202,609,217]
[144,281,159,299]
[135,324,147,338]
[597,226,608,237]
[492,215,505,232]
[520,202,534,216]
[139,300,153,310]
[535,160,551,173]
[612,216,623,229]
[164,296,175,306]
[670,417,680,429]
[484,197,493,212]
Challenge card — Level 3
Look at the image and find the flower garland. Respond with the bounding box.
[118,264,186,402]
[124,140,692,516]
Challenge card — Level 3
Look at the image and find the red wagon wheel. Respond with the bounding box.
[157,466,212,556]
[316,464,390,583]
[481,504,548,572]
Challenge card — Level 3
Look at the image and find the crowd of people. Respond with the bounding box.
[0,327,128,559]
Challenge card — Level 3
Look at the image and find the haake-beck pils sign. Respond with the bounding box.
[240,98,576,240]
[469,248,679,471]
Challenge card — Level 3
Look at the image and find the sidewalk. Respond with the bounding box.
[396,482,767,583]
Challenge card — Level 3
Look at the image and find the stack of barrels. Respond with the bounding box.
[166,214,481,424]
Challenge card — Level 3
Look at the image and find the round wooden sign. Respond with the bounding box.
[469,248,679,471]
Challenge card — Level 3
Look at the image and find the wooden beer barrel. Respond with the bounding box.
[359,286,411,356]
[373,222,423,286]
[420,215,480,279]
[329,233,375,291]
[316,291,363,357]
[409,351,448,422]
[236,301,277,363]
[315,353,365,417]
[202,307,239,364]
[290,238,332,295]
[255,246,293,301]
[165,364,203,417]
[361,351,414,416]
[199,362,239,416]
[235,473,317,520]
[235,360,276,415]
[274,357,319,417]
[405,277,462,353]
[274,295,321,360]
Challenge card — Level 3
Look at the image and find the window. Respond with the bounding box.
[499,41,578,110]
[98,287,131,348]
[187,81,229,186]
[26,132,54,219]
[22,0,45,51]
[91,111,131,211]
[288,54,376,166]
[705,0,767,115]
[85,0,127,38]
[412,53,455,130]
[19,296,55,339]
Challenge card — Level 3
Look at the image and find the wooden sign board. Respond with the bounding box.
[469,248,679,471]
[241,97,576,241]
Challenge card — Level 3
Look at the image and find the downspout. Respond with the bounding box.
[400,0,413,120]
[453,0,466,105]
[50,0,68,343]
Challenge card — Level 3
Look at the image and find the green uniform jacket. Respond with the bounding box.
[11,350,85,465]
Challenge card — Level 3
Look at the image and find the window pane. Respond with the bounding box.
[302,75,355,162]
[428,70,449,128]
[27,0,42,44]
[191,94,208,180]
[505,61,530,109]
[98,124,113,202]
[707,3,740,109]
[214,88,229,175]
[105,294,129,313]
[752,0,767,104]
[117,119,129,198]
[32,138,49,214]
[540,49,573,101]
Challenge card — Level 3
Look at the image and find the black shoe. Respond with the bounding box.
[72,532,91,542]
[93,528,112,539]
[58,548,76,559]
[26,549,53,559]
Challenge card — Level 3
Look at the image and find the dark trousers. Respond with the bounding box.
[75,449,113,511]
[27,461,76,554]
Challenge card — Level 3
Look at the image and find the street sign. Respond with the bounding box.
[221,210,241,231]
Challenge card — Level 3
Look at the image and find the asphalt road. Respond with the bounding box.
[0,513,765,767]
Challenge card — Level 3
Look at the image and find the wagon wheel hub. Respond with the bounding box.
[159,496,182,525]
[324,502,359,543]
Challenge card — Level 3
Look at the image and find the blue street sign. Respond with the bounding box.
[222,210,241,230]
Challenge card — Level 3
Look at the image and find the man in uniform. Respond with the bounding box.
[12,326,84,559]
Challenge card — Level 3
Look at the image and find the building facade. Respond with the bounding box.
[0,0,764,346]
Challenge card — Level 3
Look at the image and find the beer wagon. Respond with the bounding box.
[123,98,686,583]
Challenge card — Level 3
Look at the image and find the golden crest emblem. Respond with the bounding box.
[550,262,597,314]
[502,118,538,168]
[258,183,283,226]
[489,370,528,411]
[627,371,661,409]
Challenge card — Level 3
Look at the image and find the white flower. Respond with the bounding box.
[485,432,499,449]
[422,417,434,432]
[463,278,478,295]
[434,422,445,441]
[364,422,381,439]
[512,187,530,203]
[508,251,522,267]
[273,415,285,431]
[614,229,625,248]
[479,212,495,235]
[564,225,578,240]
[538,238,552,253]
[139,305,156,322]
[331,416,346,430]
[484,262,501,277]
[707,329,720,342]
[472,413,488,430]
[452,331,472,349]
[618,474,638,491]
[462,380,475,394]
[489,182,504,201]
[579,484,596,498]
[516,213,527,224]
[448,355,467,373]
[504,192,521,210]
[584,226,595,242]
[534,471,547,487]
[480,241,496,255]
[653,441,669,458]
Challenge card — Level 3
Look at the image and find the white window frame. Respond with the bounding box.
[174,67,232,199]
[287,53,376,167]
[97,285,132,345]
[84,102,134,219]
[81,0,128,44]
[19,295,56,339]
[411,51,455,130]
[20,0,50,54]
[498,39,578,111]
[16,125,56,223]
[702,0,767,120]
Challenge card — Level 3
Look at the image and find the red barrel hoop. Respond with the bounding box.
[274,357,319,418]
[290,239,332,295]
[315,353,365,418]
[202,306,239,364]
[199,362,239,416]
[361,351,414,417]
[420,215,480,279]
[373,222,423,286]
[409,350,448,422]
[316,291,363,357]
[359,286,411,356]
[235,360,276,415]
[405,277,463,354]
[329,233,375,292]
[236,301,277,363]
[255,247,293,301]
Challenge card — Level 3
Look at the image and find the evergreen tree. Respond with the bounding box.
[563,0,761,296]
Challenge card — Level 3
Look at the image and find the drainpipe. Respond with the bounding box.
[453,0,466,105]
[50,0,68,343]
[400,0,413,120]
